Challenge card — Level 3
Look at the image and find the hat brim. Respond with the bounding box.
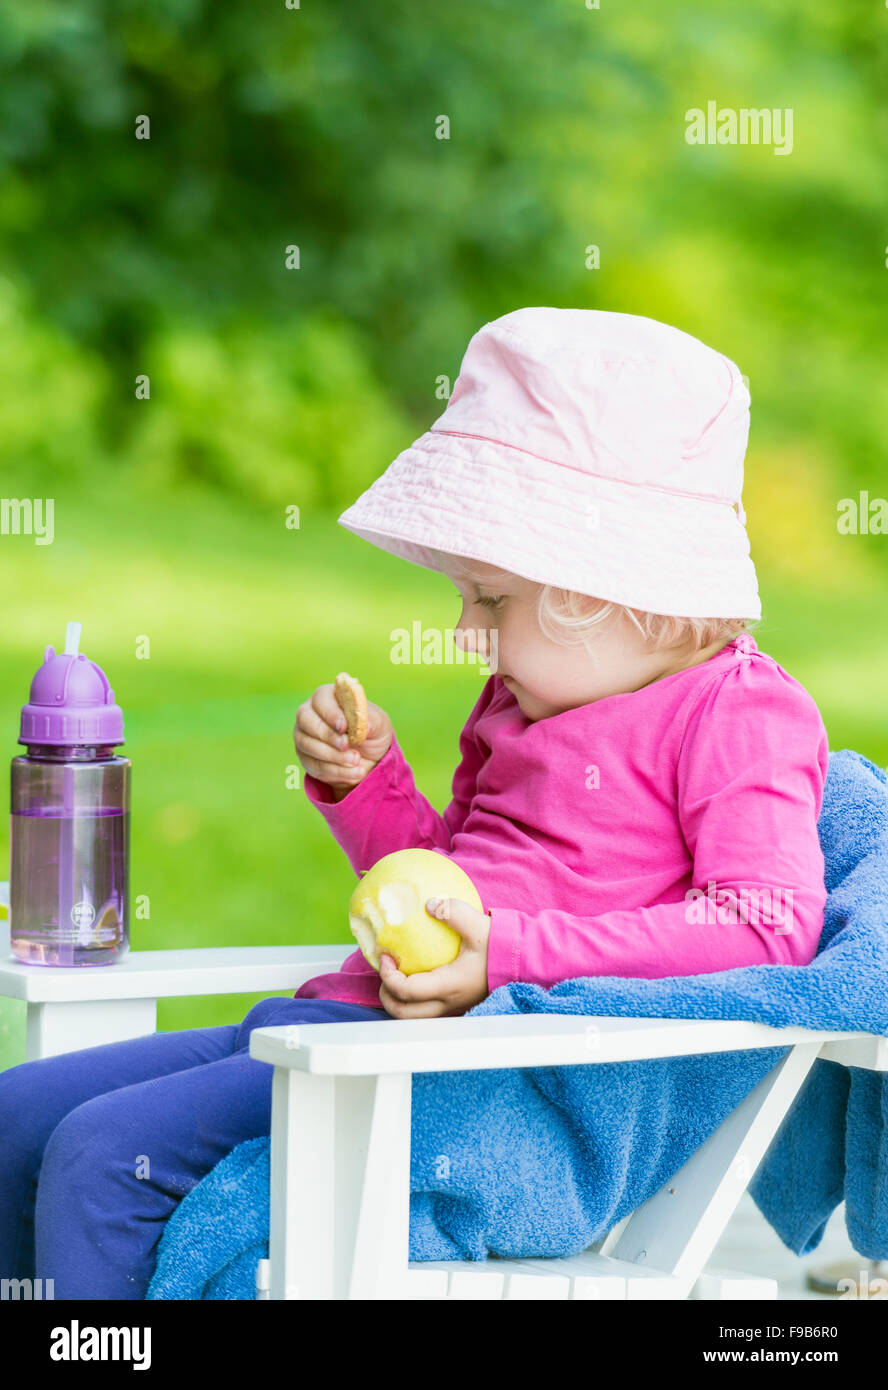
[337,429,761,620]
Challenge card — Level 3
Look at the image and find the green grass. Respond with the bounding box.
[0,473,884,1069]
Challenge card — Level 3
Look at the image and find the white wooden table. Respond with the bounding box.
[0,916,352,1061]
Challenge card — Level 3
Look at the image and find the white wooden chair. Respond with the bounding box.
[1,888,885,1302]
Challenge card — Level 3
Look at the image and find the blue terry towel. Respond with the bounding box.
[146,748,888,1299]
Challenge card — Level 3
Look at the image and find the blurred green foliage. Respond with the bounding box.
[0,1,886,1066]
[0,0,886,512]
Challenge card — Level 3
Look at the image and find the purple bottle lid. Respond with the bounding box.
[19,621,125,747]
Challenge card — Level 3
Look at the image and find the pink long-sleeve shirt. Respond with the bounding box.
[294,633,830,1010]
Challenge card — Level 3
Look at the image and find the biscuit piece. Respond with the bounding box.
[334,672,369,745]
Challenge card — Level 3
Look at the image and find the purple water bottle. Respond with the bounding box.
[9,622,130,966]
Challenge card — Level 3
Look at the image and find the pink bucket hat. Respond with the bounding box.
[337,307,761,619]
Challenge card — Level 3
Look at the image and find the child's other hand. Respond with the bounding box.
[377,897,491,1018]
[294,683,393,797]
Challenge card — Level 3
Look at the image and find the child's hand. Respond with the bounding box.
[294,684,393,797]
[377,897,491,1017]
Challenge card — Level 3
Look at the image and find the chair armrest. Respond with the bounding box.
[248,1014,871,1075]
[0,943,354,1004]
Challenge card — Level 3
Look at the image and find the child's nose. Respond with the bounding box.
[454,624,498,671]
[453,624,479,656]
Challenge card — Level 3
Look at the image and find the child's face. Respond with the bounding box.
[441,558,712,721]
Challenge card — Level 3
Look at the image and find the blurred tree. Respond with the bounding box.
[0,0,884,527]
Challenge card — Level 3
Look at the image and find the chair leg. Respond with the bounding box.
[267,1068,418,1299]
[600,1042,823,1297]
[348,1070,415,1299]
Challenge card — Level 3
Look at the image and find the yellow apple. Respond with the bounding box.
[348,848,483,975]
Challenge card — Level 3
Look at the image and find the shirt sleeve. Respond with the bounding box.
[485,658,831,992]
[302,676,498,877]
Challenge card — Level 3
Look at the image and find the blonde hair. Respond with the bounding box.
[431,551,757,657]
[536,586,757,657]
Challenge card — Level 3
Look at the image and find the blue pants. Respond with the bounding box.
[0,995,393,1300]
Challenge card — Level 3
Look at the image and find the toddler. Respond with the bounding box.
[293,307,829,1019]
[0,307,829,1298]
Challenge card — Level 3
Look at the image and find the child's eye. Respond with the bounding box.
[476,595,504,609]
